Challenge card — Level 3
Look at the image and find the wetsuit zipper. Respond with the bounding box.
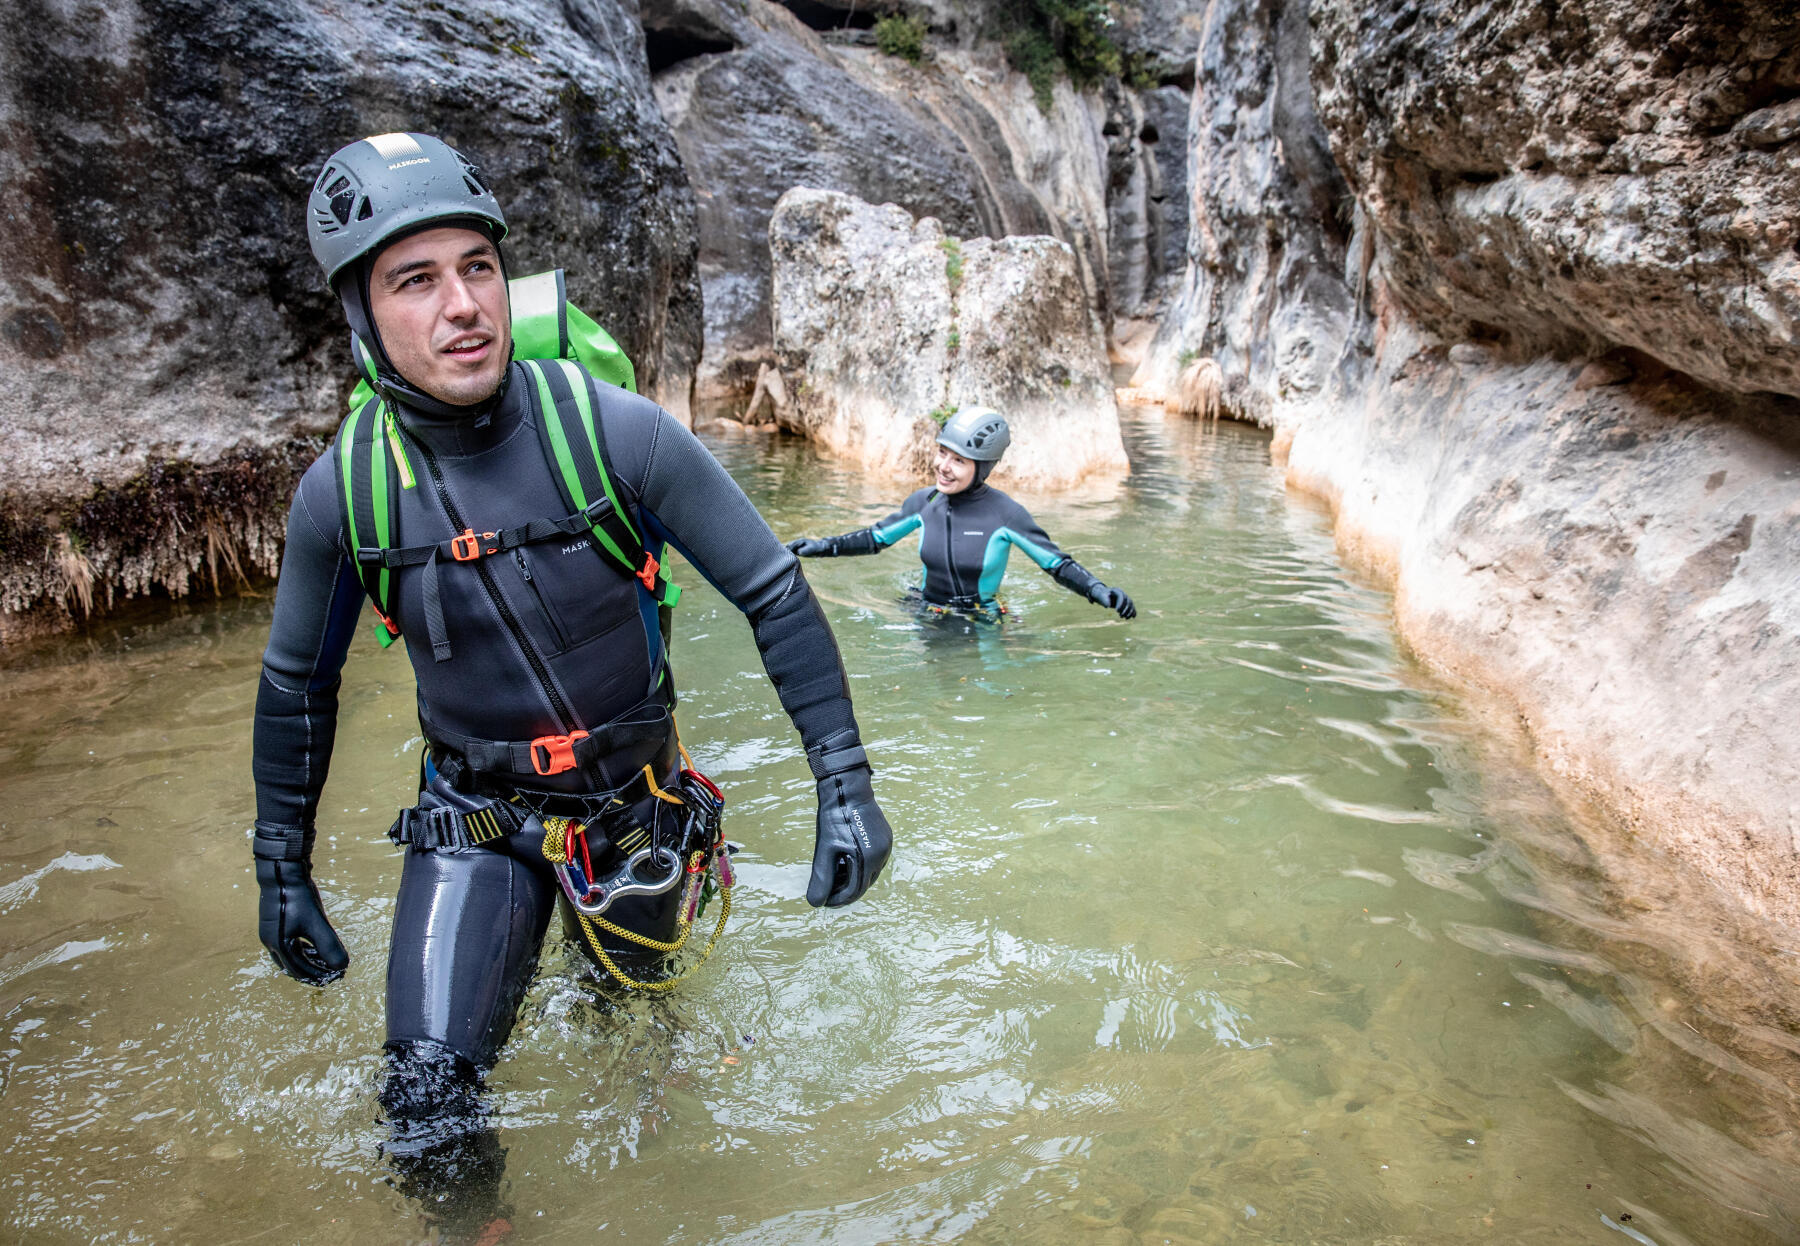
[409,432,577,731]
[941,503,965,601]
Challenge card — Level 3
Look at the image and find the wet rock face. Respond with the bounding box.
[0,0,700,634]
[770,187,1125,489]
[1311,0,1800,398]
[1134,0,1355,411]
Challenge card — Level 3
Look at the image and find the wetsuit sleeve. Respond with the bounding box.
[995,500,1068,572]
[251,462,365,841]
[805,488,932,556]
[871,488,930,548]
[616,399,863,755]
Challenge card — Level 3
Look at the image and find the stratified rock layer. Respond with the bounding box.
[0,0,700,638]
[770,187,1125,489]
[1138,0,1800,929]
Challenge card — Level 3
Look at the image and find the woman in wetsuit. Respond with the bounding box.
[788,408,1136,621]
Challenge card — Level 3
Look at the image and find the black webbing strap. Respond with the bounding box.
[351,497,627,664]
[388,798,527,853]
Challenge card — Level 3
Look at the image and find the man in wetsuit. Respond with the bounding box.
[250,133,892,1203]
[788,407,1137,621]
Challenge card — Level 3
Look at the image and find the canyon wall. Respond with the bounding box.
[0,0,700,639]
[1136,0,1800,927]
[645,0,1198,414]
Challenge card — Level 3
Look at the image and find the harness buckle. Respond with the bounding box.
[636,550,661,591]
[530,728,590,776]
[450,528,499,562]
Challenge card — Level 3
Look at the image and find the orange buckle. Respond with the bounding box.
[374,606,400,636]
[530,729,590,776]
[450,528,498,562]
[636,550,660,591]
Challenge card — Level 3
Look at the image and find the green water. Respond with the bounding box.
[2,410,1796,1244]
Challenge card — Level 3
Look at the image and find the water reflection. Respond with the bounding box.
[0,411,1796,1242]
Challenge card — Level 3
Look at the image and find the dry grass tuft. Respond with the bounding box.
[203,517,248,593]
[54,532,94,619]
[1173,356,1223,420]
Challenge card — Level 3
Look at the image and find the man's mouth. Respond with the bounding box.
[442,334,492,360]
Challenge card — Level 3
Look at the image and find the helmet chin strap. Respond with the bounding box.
[340,242,511,424]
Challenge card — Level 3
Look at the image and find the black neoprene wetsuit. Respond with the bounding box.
[253,362,863,1067]
[809,483,1100,615]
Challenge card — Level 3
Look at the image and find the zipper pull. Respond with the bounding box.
[514,549,532,581]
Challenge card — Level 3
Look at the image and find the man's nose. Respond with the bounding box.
[441,273,480,321]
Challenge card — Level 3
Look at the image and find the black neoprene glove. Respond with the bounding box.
[1052,558,1136,619]
[254,822,349,985]
[807,736,893,907]
[1097,587,1137,619]
[788,529,878,559]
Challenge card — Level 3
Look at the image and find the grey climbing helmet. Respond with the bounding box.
[936,406,1011,461]
[306,132,507,288]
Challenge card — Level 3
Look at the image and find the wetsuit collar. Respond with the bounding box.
[944,482,992,507]
[392,362,528,457]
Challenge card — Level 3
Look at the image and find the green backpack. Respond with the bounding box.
[335,269,680,657]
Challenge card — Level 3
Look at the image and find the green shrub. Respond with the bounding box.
[928,404,956,426]
[939,236,964,294]
[875,14,927,63]
[997,0,1123,113]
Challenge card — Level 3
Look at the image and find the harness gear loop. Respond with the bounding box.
[530,729,591,776]
[538,758,733,993]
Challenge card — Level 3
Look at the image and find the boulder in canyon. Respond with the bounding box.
[770,187,1126,490]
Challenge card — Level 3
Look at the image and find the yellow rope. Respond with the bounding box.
[542,816,734,991]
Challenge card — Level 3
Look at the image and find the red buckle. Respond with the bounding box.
[636,550,660,591]
[450,528,498,562]
[374,606,400,636]
[530,728,589,776]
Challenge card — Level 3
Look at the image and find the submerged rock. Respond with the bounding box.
[0,0,700,640]
[770,187,1125,490]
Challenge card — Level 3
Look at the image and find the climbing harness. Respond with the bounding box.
[539,751,735,993]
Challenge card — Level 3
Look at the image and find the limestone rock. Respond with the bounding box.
[0,0,700,637]
[1139,0,1800,933]
[1132,0,1357,414]
[647,0,1192,412]
[1310,0,1800,399]
[770,187,1125,490]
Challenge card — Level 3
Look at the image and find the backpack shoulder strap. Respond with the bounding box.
[333,394,414,646]
[519,358,680,609]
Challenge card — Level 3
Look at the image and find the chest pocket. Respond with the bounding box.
[509,541,642,658]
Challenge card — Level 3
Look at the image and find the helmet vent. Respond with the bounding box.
[324,175,350,198]
[329,188,356,226]
[356,196,374,221]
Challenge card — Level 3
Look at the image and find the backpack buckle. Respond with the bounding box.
[530,729,590,776]
[451,528,498,562]
[636,551,660,591]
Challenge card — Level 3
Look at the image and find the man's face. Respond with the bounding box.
[934,445,979,494]
[367,226,511,406]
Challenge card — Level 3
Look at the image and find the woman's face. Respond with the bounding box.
[934,446,979,494]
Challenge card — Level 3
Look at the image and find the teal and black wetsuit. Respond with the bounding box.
[797,482,1134,618]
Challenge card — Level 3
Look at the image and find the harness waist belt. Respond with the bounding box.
[422,699,673,784]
